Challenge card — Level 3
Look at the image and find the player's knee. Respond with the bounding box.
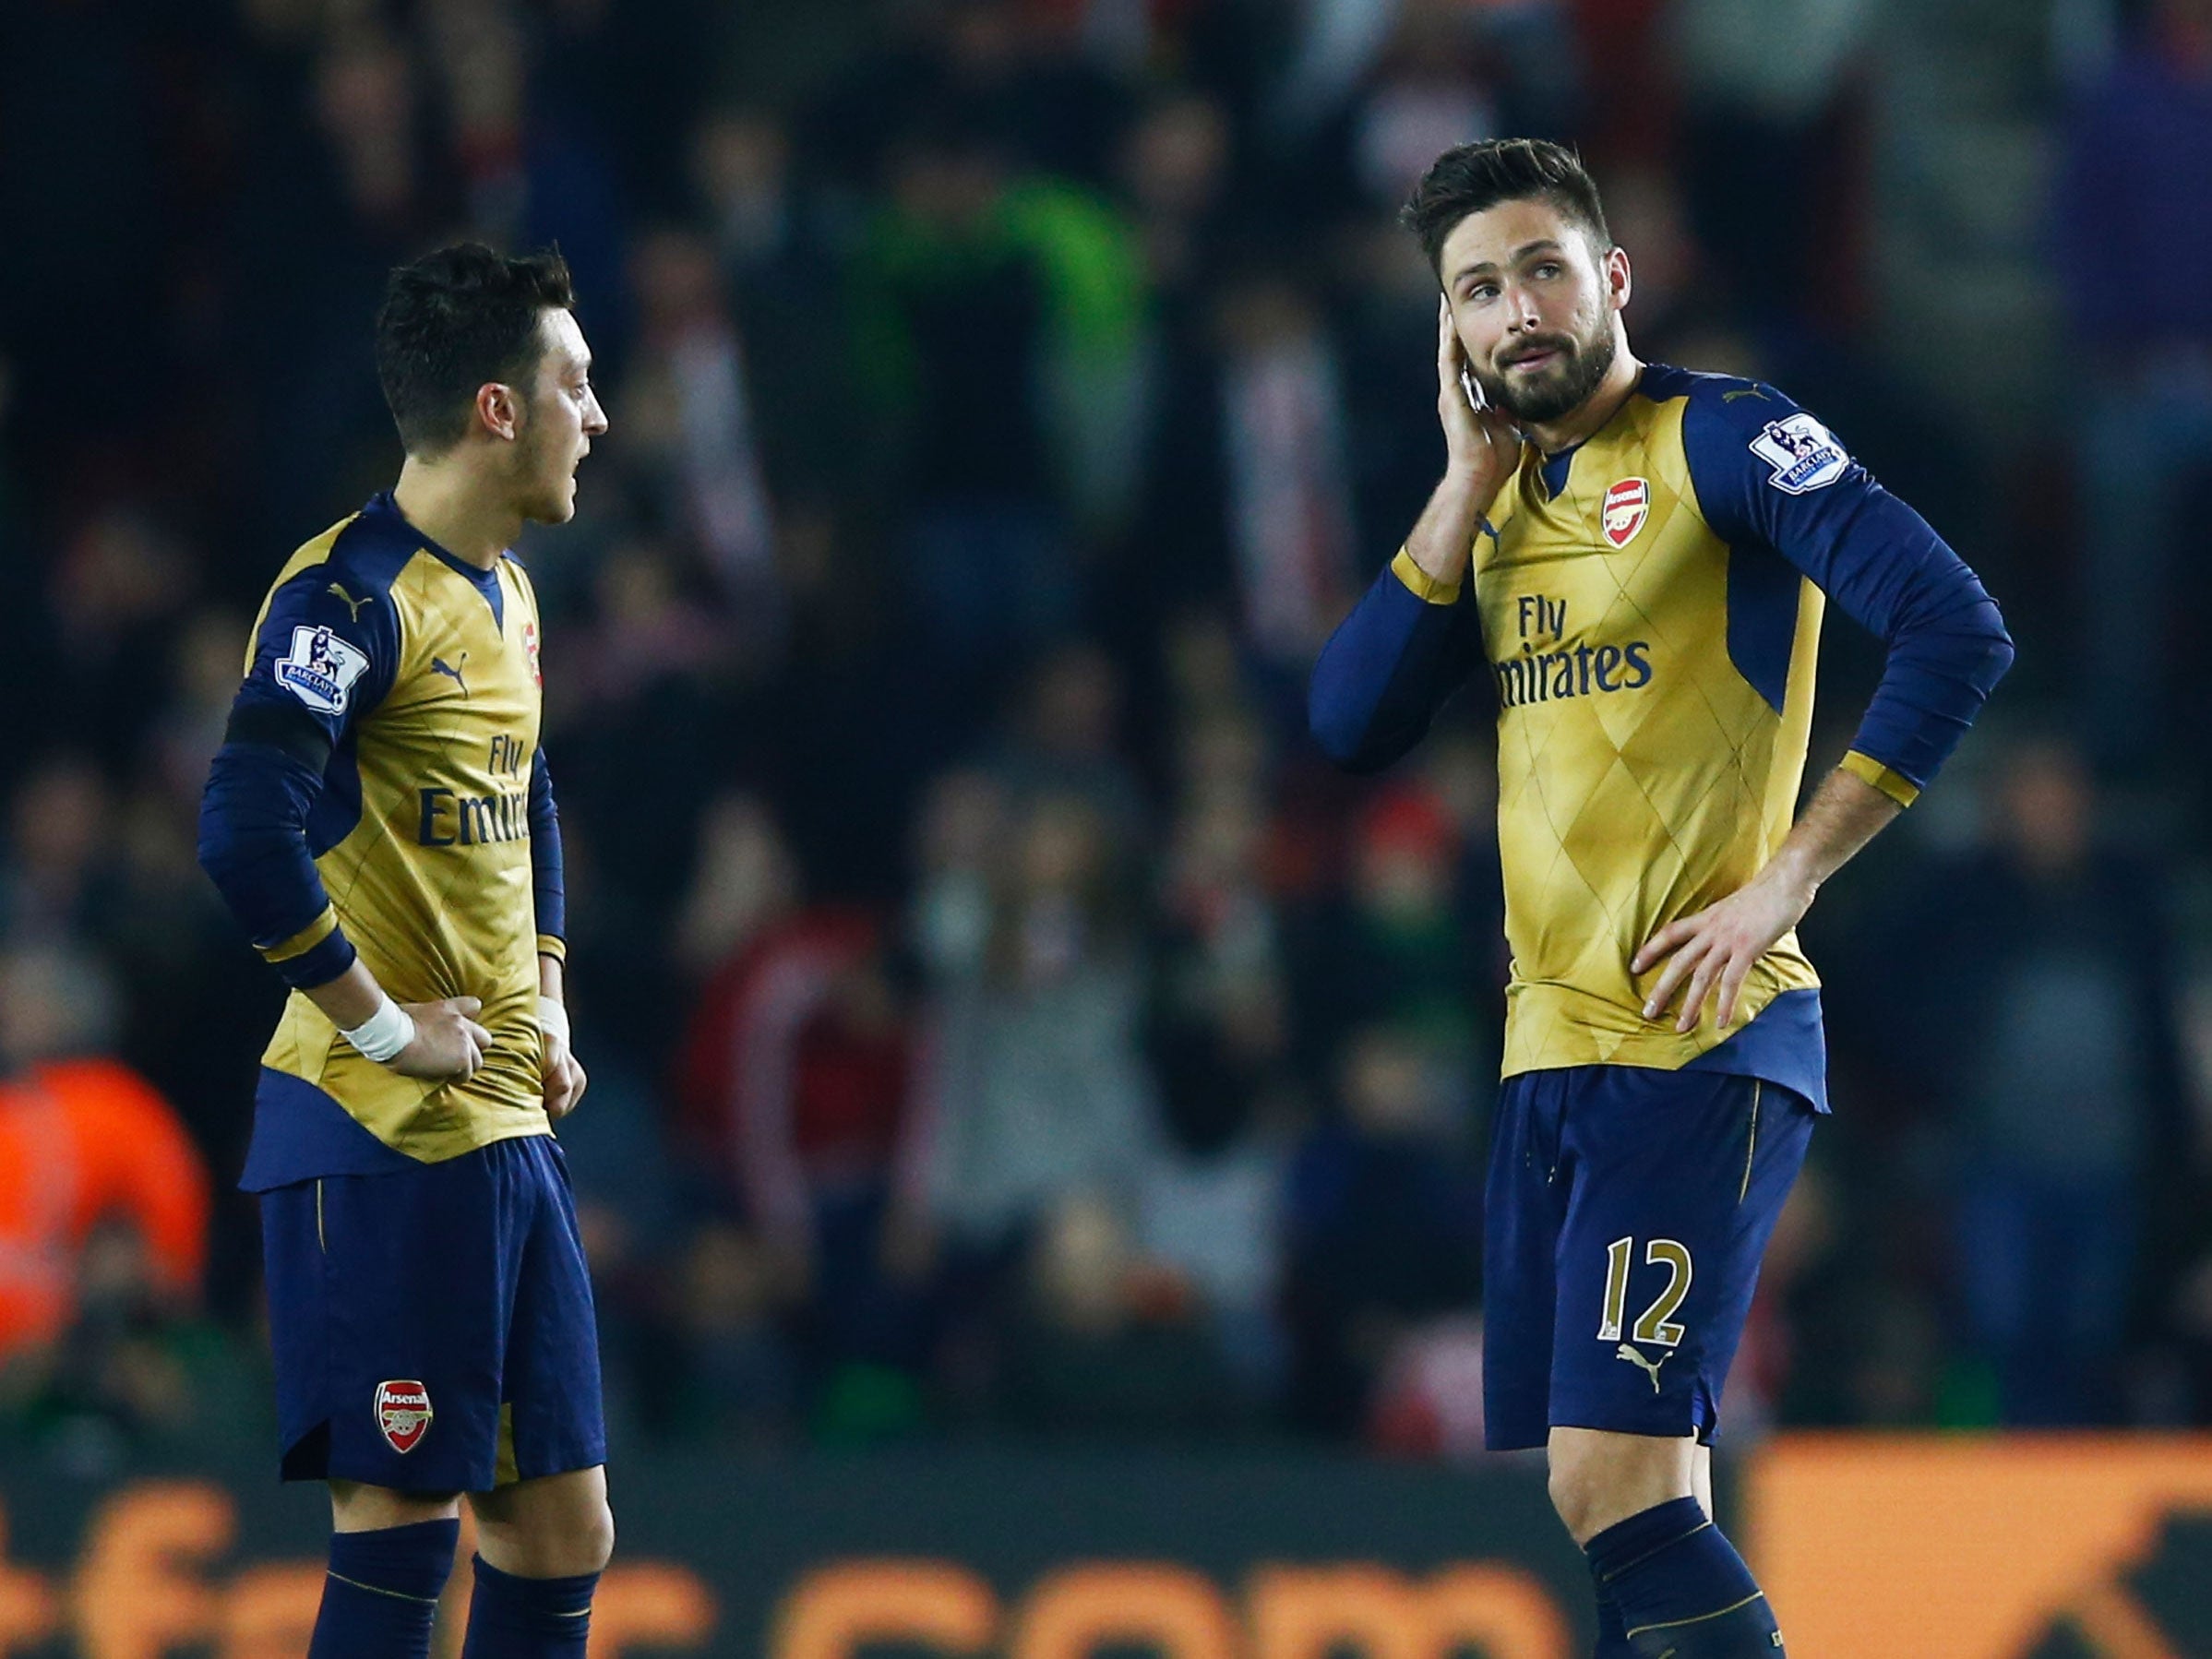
[1546,1430,1696,1545]
[1547,1453,1607,1542]
[574,1497,615,1575]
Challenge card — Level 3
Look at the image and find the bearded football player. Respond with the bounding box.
[1311,140,2013,1656]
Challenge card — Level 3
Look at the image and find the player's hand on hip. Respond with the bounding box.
[1632,866,1816,1034]
[1437,296,1521,498]
[389,997,495,1080]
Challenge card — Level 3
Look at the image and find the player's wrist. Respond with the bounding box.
[537,997,571,1049]
[340,993,418,1065]
[1763,843,1824,903]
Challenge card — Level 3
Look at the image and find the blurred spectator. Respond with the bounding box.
[1668,0,1875,313]
[1297,777,1490,1089]
[49,509,196,771]
[984,641,1150,843]
[854,112,1145,717]
[0,758,119,945]
[0,942,210,1401]
[906,783,1159,1331]
[2052,0,2212,773]
[1898,737,2193,1425]
[552,538,735,956]
[1135,265,1363,686]
[668,1222,798,1443]
[1142,761,1299,1393]
[692,107,855,507]
[675,804,931,1390]
[1284,1024,1483,1438]
[1215,272,1360,674]
[618,230,781,615]
[998,1192,1242,1439]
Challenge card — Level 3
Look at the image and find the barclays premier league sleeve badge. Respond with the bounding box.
[1750,412,1849,495]
[274,624,370,715]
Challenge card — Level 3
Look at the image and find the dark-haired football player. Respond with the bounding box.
[200,243,609,1658]
[1311,140,2013,1656]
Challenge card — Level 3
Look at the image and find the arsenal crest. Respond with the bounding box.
[522,622,543,687]
[1602,478,1650,548]
[375,1379,433,1453]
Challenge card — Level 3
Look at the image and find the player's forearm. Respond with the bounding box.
[1764,768,1903,899]
[198,742,360,988]
[1309,565,1474,770]
[1403,465,1495,591]
[302,959,389,1032]
[539,953,564,1006]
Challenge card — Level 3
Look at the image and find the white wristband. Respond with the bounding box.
[341,995,417,1065]
[538,998,571,1048]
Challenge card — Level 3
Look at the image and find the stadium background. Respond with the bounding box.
[3,0,2211,1652]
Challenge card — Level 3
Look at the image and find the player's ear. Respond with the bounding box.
[1605,243,1632,311]
[475,381,522,443]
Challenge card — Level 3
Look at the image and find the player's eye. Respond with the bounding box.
[1533,262,1562,280]
[1467,282,1498,302]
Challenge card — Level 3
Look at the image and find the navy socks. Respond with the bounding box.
[1583,1497,1784,1657]
[310,1518,459,1658]
[460,1556,599,1656]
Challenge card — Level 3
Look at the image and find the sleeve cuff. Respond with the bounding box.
[1841,749,1922,807]
[536,934,568,962]
[276,930,358,991]
[1391,546,1463,606]
[260,906,340,964]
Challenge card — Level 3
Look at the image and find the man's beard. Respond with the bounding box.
[1474,317,1617,426]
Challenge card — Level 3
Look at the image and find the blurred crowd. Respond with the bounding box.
[4,0,2212,1474]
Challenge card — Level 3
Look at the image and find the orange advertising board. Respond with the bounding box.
[1754,1436,2212,1658]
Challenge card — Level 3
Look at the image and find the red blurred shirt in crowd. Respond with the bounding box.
[675,910,919,1248]
[0,1057,210,1358]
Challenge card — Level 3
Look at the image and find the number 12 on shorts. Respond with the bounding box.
[1597,1236,1693,1347]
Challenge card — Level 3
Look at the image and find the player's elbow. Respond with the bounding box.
[1308,683,1395,773]
[1978,606,2017,687]
[194,790,253,891]
[1944,597,2016,696]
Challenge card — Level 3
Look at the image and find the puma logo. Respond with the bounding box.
[327,582,374,621]
[1722,387,1770,403]
[429,653,470,697]
[1616,1343,1668,1392]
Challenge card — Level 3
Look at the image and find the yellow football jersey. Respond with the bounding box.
[205,492,561,1184]
[1437,379,1823,1077]
[1316,363,2015,1110]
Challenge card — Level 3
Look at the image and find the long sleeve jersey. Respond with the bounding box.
[198,492,565,1187]
[1309,364,2013,1106]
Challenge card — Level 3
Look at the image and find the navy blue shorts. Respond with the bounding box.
[260,1133,605,1493]
[1482,1066,1814,1451]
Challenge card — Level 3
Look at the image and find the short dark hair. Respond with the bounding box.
[373,244,577,456]
[1401,138,1611,278]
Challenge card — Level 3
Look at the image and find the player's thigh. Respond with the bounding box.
[331,1480,462,1533]
[1482,1069,1575,1451]
[1549,1070,1813,1445]
[496,1136,608,1486]
[1545,1426,1700,1544]
[469,1465,613,1578]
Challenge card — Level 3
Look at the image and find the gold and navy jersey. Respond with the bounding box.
[1311,364,2013,1107]
[199,491,566,1186]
